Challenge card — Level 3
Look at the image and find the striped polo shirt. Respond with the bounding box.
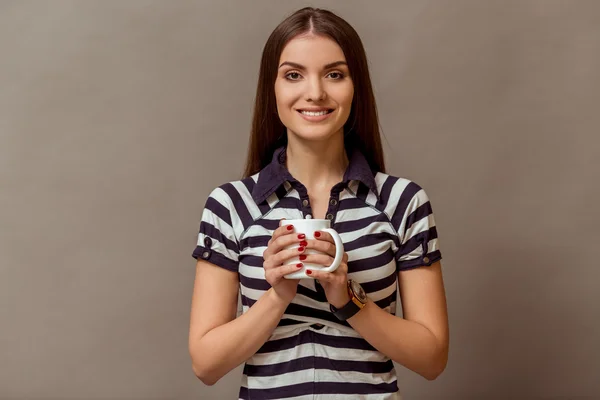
[192,145,442,399]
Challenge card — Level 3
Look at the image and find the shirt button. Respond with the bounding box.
[329,198,337,206]
[302,199,309,207]
[326,213,334,220]
[202,251,211,259]
[423,256,430,264]
[305,214,312,219]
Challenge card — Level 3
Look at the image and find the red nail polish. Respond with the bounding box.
[298,247,305,252]
[306,270,312,275]
[314,231,321,238]
[299,255,307,261]
[299,240,308,247]
[296,263,303,268]
[287,225,293,231]
[297,233,305,239]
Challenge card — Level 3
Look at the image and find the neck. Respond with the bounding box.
[285,131,349,191]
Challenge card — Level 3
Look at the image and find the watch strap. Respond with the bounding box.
[330,300,361,321]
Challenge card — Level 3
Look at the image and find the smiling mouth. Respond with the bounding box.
[297,109,334,116]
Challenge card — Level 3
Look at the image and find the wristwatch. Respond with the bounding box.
[330,279,368,321]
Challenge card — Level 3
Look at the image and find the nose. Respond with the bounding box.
[305,76,326,101]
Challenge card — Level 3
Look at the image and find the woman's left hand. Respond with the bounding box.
[304,230,350,309]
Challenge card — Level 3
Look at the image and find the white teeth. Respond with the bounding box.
[300,110,329,116]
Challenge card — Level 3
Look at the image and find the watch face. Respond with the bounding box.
[350,280,368,303]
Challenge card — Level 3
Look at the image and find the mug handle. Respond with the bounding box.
[319,228,344,273]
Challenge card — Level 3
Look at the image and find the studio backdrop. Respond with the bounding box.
[1,1,598,399]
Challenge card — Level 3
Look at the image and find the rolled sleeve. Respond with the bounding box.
[192,187,240,272]
[393,185,442,271]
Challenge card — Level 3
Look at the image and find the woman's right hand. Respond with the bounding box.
[262,219,307,304]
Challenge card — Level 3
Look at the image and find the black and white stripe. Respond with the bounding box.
[193,157,441,399]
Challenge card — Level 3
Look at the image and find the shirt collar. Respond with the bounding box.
[251,146,379,204]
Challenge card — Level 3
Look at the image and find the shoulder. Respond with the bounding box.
[373,172,430,202]
[374,171,421,189]
[205,174,260,205]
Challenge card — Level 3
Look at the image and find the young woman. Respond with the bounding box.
[189,7,448,399]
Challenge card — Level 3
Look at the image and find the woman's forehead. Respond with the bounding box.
[279,35,346,66]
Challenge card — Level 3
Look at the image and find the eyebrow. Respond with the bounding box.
[278,61,348,70]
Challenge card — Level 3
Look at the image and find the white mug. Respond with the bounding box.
[280,219,344,279]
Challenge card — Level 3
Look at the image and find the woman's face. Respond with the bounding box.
[274,34,354,144]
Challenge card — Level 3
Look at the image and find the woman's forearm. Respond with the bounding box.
[191,288,289,385]
[347,300,448,380]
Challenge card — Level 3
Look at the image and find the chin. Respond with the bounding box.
[288,123,343,141]
[290,129,339,142]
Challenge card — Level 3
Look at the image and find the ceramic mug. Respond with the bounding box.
[280,219,344,279]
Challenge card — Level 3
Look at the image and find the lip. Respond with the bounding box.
[296,108,334,122]
[297,107,333,112]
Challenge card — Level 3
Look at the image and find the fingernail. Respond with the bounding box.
[297,233,306,239]
[296,263,303,268]
[306,270,312,275]
[298,247,305,252]
[299,240,308,247]
[287,225,293,231]
[314,231,321,238]
[299,255,307,261]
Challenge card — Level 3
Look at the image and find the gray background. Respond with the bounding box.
[1,1,599,399]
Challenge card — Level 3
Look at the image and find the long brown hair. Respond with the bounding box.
[242,7,386,178]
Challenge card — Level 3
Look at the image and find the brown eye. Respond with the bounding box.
[285,72,301,80]
[328,72,344,79]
